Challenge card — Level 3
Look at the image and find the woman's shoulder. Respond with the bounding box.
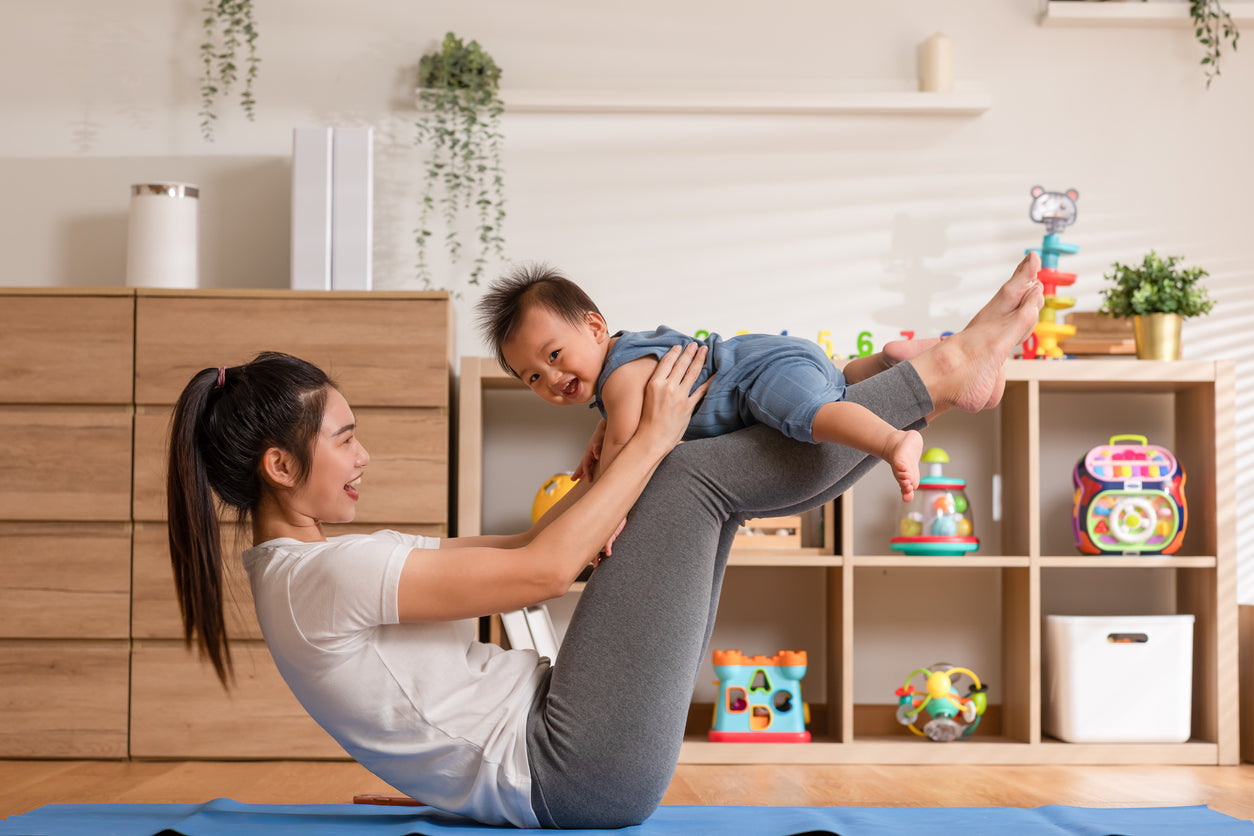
[244,530,437,569]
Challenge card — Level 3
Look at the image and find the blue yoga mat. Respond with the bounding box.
[1,800,1251,836]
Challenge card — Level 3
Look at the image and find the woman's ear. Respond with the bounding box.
[260,446,299,489]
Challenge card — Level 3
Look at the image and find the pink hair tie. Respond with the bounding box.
[216,366,227,388]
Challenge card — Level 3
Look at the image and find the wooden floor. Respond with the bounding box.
[2,760,1253,822]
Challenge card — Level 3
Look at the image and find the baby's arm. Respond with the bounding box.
[594,355,659,476]
[810,400,923,501]
[590,356,660,553]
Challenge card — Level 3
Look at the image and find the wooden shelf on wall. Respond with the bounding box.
[1040,1,1254,26]
[499,88,991,116]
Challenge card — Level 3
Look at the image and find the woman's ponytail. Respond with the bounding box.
[167,368,232,685]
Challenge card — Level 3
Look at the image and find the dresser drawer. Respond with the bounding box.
[0,640,130,758]
[131,523,261,640]
[130,640,345,759]
[0,523,131,638]
[0,406,132,521]
[0,295,133,405]
[135,296,450,408]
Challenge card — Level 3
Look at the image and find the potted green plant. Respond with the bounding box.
[198,0,260,141]
[414,32,507,291]
[1189,0,1240,88]
[1098,250,1216,360]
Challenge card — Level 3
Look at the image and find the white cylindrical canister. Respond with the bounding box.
[126,183,199,289]
[918,33,954,93]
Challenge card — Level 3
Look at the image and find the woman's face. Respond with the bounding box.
[289,387,371,524]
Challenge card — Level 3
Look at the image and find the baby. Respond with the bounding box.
[477,265,926,504]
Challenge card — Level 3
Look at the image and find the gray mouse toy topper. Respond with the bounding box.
[1028,185,1079,235]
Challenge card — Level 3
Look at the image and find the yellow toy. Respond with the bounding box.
[532,472,577,523]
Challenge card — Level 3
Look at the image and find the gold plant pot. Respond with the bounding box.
[1132,313,1183,361]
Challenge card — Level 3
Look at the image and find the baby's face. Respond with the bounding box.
[502,306,608,407]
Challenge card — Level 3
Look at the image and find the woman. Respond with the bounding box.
[166,258,1042,828]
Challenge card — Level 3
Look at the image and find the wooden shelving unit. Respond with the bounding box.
[458,358,1238,765]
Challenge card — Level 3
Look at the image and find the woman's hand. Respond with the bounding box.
[635,343,710,454]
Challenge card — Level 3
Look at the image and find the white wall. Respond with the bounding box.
[3,1,1252,699]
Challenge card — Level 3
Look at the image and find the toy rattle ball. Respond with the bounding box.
[894,663,988,742]
[531,472,577,524]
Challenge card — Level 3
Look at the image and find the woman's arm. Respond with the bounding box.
[438,477,591,551]
[397,344,710,622]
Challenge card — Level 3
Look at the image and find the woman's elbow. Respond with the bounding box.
[523,548,582,601]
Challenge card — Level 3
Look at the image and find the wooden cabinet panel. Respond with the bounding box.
[0,295,133,405]
[0,407,132,521]
[0,640,129,758]
[134,296,450,408]
[354,409,449,525]
[130,641,345,759]
[132,523,261,641]
[0,523,130,639]
[134,406,447,525]
[131,407,174,523]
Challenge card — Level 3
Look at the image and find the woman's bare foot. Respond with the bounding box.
[847,254,1041,389]
[967,252,1043,329]
[885,428,924,502]
[913,268,1044,415]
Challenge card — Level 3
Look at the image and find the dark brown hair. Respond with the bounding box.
[476,263,603,377]
[166,351,333,686]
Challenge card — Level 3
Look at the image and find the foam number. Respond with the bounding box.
[817,329,834,359]
[694,329,710,341]
[854,331,873,357]
[900,330,915,340]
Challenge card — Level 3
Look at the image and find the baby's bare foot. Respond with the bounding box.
[888,429,924,502]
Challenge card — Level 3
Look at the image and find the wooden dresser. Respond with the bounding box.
[0,288,451,759]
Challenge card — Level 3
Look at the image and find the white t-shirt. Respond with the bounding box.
[242,530,548,827]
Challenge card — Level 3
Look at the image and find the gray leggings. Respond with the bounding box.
[525,362,932,828]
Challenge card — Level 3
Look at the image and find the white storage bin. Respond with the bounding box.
[1043,614,1194,743]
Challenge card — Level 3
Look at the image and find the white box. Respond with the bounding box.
[330,126,373,290]
[1043,614,1193,743]
[290,127,333,291]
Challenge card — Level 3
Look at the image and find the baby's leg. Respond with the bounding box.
[841,338,940,384]
[811,400,923,501]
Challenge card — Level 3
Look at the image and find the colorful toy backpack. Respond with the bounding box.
[1072,434,1186,555]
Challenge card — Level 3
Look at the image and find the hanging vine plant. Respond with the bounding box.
[199,0,260,141]
[415,32,507,289]
[1190,0,1240,88]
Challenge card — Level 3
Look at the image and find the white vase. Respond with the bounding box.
[126,183,199,289]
